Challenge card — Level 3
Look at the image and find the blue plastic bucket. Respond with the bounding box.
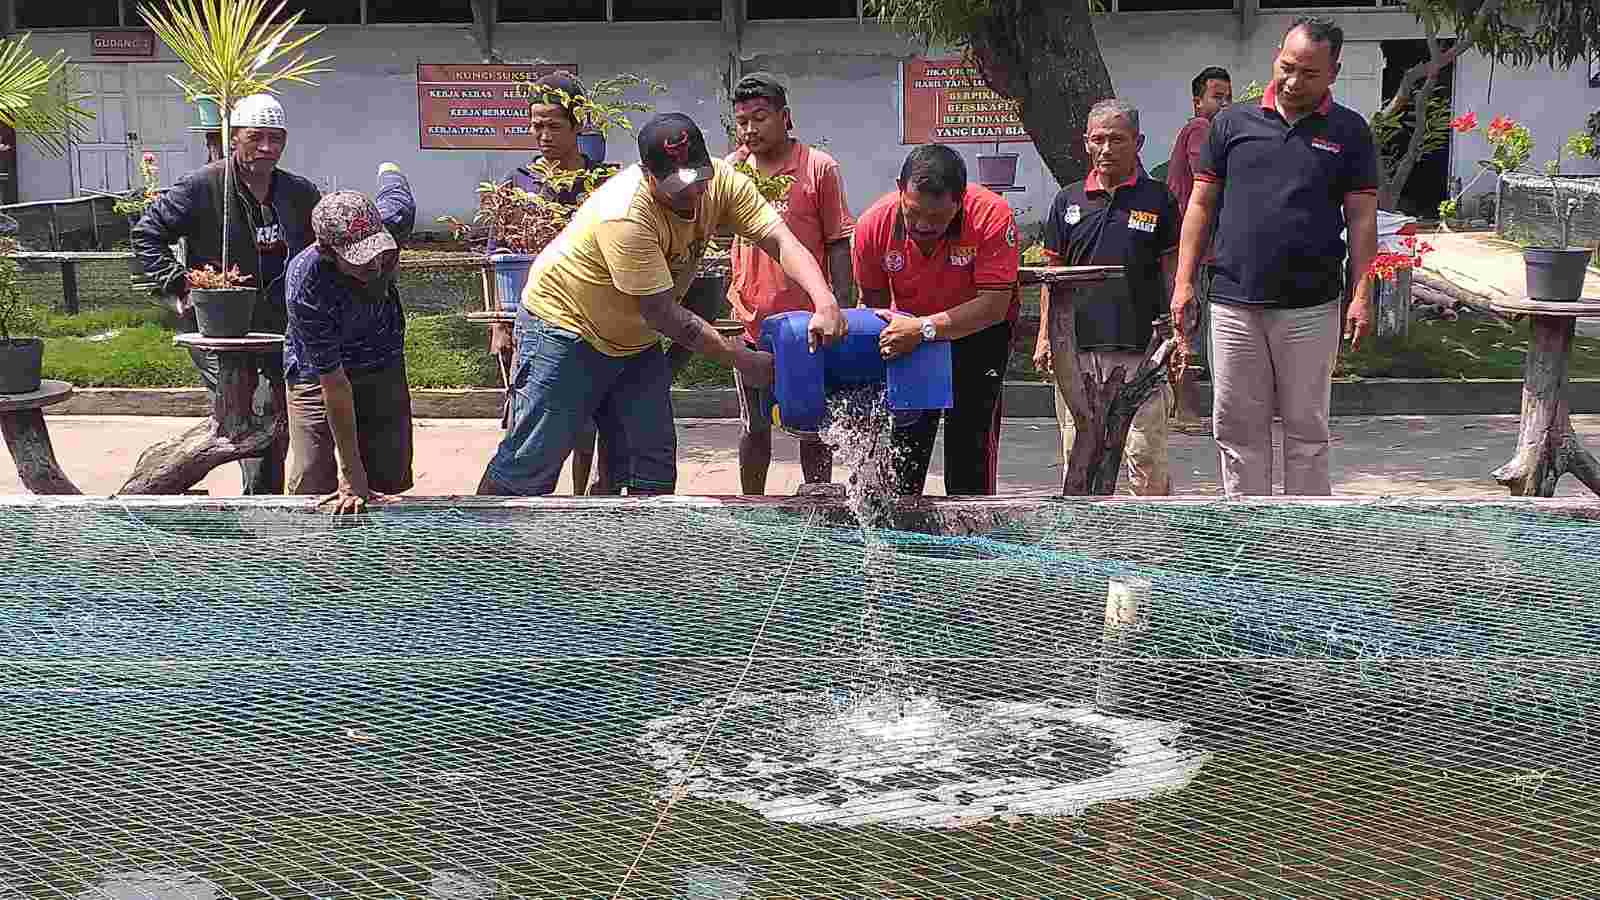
[758,309,953,433]
[490,253,535,313]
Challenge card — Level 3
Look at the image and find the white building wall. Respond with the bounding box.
[13,10,1595,229]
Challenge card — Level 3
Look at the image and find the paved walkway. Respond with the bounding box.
[5,414,1600,498]
[1424,231,1600,335]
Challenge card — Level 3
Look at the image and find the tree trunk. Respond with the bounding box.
[0,409,81,495]
[1048,287,1178,496]
[120,352,287,495]
[968,0,1114,187]
[1374,1,1506,209]
[1492,314,1600,497]
[468,0,502,63]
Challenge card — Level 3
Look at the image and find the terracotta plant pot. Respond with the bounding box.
[0,336,44,394]
[1524,247,1591,302]
[190,287,257,338]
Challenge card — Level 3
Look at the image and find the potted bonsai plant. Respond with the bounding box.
[439,160,619,312]
[1441,112,1597,301]
[0,237,42,395]
[139,0,331,337]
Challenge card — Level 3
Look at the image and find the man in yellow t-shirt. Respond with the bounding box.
[477,113,848,496]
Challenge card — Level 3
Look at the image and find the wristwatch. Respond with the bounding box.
[919,318,937,341]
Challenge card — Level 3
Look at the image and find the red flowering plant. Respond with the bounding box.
[112,150,162,220]
[1437,112,1534,223]
[1437,111,1595,246]
[1368,234,1435,283]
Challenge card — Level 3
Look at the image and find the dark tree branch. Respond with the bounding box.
[468,0,502,63]
[0,410,80,495]
[1051,289,1178,496]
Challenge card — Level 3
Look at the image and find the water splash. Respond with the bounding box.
[818,387,914,714]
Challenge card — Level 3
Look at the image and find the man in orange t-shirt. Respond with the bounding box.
[726,72,856,494]
[853,144,1020,496]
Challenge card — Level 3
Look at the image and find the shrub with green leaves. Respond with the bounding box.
[0,240,39,343]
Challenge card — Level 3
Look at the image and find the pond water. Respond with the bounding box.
[1,494,1598,898]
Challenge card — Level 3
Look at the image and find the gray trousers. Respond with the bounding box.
[178,305,286,495]
[1209,300,1341,497]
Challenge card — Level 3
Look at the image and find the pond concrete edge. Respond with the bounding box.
[37,379,1600,419]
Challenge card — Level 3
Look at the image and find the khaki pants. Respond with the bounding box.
[1051,348,1172,496]
[286,360,415,495]
[1209,300,1340,497]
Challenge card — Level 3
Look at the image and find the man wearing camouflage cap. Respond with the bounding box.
[133,93,320,494]
[283,163,417,514]
[477,112,846,497]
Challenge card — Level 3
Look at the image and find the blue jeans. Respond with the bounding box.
[481,309,676,495]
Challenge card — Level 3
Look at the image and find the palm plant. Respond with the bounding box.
[138,0,332,278]
[0,32,94,158]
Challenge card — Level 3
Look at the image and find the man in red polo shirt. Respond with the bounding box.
[853,144,1020,496]
[726,72,855,494]
[1166,65,1231,414]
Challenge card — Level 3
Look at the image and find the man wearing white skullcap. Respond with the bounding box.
[133,92,322,494]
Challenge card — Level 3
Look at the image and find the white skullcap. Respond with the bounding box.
[230,94,286,131]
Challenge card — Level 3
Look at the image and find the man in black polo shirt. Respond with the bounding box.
[1173,16,1379,497]
[1035,99,1180,495]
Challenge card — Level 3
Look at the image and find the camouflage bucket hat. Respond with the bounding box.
[312,191,397,266]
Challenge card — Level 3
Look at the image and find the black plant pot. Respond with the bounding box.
[0,336,44,394]
[191,287,257,338]
[1524,248,1592,302]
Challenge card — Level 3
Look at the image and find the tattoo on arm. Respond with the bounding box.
[638,290,720,356]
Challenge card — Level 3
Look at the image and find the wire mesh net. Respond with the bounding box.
[2,496,1598,899]
[1496,170,1600,251]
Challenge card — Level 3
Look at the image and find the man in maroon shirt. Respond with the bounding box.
[1166,66,1232,426]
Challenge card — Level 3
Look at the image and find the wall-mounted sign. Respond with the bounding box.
[92,32,157,58]
[900,58,1027,145]
[417,63,579,150]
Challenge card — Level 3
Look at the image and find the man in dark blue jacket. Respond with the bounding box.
[131,93,319,494]
[283,163,416,515]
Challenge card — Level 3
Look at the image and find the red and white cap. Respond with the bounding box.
[312,191,397,267]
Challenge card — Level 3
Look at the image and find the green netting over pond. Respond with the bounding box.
[1,496,1598,899]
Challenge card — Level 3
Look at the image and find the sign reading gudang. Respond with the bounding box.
[92,32,156,57]
[900,58,1027,145]
[417,63,578,150]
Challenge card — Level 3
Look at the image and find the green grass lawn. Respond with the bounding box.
[17,259,1600,389]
